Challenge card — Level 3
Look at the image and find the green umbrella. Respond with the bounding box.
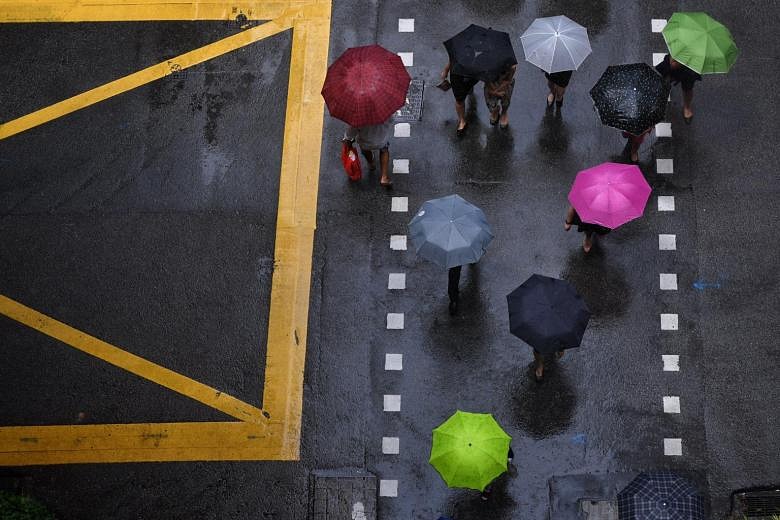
[429,410,511,491]
[662,12,738,74]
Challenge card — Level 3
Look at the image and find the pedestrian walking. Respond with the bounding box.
[484,64,517,128]
[480,446,515,500]
[654,54,701,124]
[565,205,610,253]
[343,120,393,187]
[448,265,463,315]
[440,62,479,136]
[545,70,573,109]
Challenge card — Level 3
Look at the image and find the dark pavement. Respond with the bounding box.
[1,1,778,519]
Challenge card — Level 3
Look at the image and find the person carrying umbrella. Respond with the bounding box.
[520,15,592,111]
[441,25,518,136]
[566,162,652,252]
[321,45,411,188]
[408,195,494,315]
[659,12,738,124]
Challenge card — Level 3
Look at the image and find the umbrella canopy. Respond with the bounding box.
[321,44,411,127]
[429,410,511,491]
[617,471,705,520]
[590,63,671,136]
[444,24,517,82]
[568,162,651,229]
[520,15,591,73]
[663,12,738,74]
[408,194,494,269]
[507,274,590,354]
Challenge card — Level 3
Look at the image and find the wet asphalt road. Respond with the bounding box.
[1,1,779,519]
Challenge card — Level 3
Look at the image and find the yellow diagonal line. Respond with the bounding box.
[0,14,295,140]
[0,0,311,22]
[0,294,267,423]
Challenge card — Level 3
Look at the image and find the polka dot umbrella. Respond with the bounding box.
[589,63,671,136]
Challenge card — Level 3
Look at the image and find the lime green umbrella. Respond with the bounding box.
[662,12,738,74]
[429,410,511,491]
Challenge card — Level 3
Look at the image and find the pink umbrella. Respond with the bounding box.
[568,162,651,229]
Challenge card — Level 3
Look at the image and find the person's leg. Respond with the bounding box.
[555,85,567,103]
[455,98,467,131]
[378,147,391,186]
[629,135,641,163]
[547,79,556,106]
[682,87,694,121]
[533,349,544,380]
[360,148,375,171]
[448,265,461,314]
[498,81,514,128]
[583,231,594,253]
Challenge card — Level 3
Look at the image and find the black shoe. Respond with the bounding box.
[449,300,458,315]
[556,98,563,108]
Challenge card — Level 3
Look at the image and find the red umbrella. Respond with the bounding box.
[321,45,411,127]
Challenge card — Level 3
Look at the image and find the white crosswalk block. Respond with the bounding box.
[662,355,680,371]
[386,313,404,329]
[383,395,401,412]
[651,19,668,32]
[388,273,406,289]
[664,438,683,456]
[660,313,679,330]
[659,273,678,290]
[655,122,672,137]
[653,53,666,66]
[391,197,408,212]
[382,437,400,454]
[398,18,415,32]
[393,159,409,174]
[656,158,674,174]
[379,479,398,497]
[659,234,677,250]
[663,396,681,413]
[658,196,675,211]
[390,235,407,250]
[385,353,403,371]
[397,52,414,66]
[394,123,411,137]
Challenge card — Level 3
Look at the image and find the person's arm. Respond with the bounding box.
[441,62,451,80]
[565,206,576,230]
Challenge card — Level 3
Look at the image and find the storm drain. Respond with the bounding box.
[580,499,618,520]
[732,488,780,518]
[309,469,376,520]
[394,80,425,122]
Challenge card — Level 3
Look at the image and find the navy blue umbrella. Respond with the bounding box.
[506,274,590,354]
[444,24,517,82]
[617,471,705,520]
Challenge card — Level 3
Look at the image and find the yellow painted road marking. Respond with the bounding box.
[0,295,267,423]
[0,0,313,21]
[0,16,293,141]
[0,0,331,464]
[0,423,282,465]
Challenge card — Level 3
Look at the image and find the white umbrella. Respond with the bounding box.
[520,15,591,73]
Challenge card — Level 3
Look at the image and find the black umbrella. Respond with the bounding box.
[590,63,671,136]
[617,471,705,520]
[506,274,590,354]
[444,24,517,82]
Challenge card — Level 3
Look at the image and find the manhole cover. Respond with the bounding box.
[394,79,425,122]
[732,487,780,518]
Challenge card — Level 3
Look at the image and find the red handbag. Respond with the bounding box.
[341,142,362,181]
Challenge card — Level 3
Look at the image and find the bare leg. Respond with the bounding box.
[533,350,544,379]
[547,80,555,106]
[360,148,375,171]
[682,88,694,119]
[499,100,510,127]
[583,231,594,253]
[629,135,642,163]
[379,148,391,185]
[555,85,567,102]
[455,99,467,130]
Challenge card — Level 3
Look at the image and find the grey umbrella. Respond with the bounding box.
[408,194,494,268]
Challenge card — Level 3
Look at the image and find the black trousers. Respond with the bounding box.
[448,266,462,303]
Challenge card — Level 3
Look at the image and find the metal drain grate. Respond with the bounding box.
[732,488,780,518]
[394,79,425,122]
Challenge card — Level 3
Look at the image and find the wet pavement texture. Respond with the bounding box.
[0,1,778,519]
